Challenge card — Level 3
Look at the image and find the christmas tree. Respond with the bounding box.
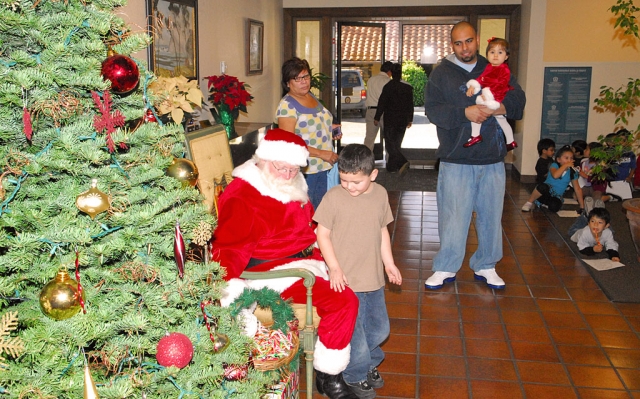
[0,0,274,396]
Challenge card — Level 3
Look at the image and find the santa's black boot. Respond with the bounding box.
[315,369,327,395]
[317,371,358,399]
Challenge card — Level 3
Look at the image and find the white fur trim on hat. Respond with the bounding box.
[255,128,309,167]
[313,340,350,374]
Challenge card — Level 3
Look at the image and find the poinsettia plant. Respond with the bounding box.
[205,74,253,120]
[148,75,203,123]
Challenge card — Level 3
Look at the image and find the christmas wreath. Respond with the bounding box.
[229,287,295,333]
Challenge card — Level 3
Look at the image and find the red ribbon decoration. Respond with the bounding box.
[75,249,86,314]
[174,220,185,279]
[23,107,33,141]
[487,36,497,43]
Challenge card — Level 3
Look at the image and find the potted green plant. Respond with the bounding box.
[204,74,253,139]
[594,0,640,261]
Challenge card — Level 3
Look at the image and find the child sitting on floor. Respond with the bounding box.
[570,208,620,262]
[522,145,585,213]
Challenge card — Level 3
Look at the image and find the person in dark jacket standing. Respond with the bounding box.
[374,63,413,173]
[423,22,526,290]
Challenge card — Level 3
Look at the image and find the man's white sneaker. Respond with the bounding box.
[474,269,506,289]
[594,199,605,209]
[425,272,456,290]
[521,202,534,212]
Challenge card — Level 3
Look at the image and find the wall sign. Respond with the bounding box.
[541,67,592,146]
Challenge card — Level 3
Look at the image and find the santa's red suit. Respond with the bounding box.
[466,63,512,109]
[211,149,358,375]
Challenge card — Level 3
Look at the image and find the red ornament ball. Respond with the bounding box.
[156,332,194,369]
[101,54,140,94]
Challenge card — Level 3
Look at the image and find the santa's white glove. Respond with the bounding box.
[237,308,259,337]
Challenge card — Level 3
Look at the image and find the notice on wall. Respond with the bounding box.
[541,67,592,146]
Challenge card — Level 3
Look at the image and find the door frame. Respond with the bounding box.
[283,5,522,111]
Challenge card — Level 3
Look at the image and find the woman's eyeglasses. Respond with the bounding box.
[293,74,311,82]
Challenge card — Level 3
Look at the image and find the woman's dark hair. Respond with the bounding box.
[486,37,510,57]
[281,57,310,94]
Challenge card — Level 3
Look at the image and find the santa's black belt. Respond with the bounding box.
[246,245,314,269]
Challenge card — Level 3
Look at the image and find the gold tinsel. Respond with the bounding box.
[0,311,25,372]
[191,221,213,247]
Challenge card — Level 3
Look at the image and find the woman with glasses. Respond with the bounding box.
[276,57,341,210]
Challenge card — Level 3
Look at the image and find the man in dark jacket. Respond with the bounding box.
[374,63,414,173]
[424,22,526,290]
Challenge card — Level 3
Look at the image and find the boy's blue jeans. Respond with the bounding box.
[343,287,390,384]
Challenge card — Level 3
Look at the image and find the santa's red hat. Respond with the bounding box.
[255,128,309,167]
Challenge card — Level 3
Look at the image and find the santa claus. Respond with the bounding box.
[211,128,358,399]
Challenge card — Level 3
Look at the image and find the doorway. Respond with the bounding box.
[335,22,386,160]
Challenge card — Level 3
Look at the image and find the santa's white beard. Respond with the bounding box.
[260,170,309,204]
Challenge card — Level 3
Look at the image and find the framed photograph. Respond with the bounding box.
[246,19,264,75]
[147,0,199,80]
[184,124,233,214]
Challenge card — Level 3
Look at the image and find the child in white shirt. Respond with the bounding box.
[571,208,620,262]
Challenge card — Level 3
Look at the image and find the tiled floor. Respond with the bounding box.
[302,171,640,398]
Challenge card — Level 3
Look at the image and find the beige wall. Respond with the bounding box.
[121,0,283,124]
[511,0,546,176]
[283,0,521,7]
[119,0,640,179]
[515,0,640,179]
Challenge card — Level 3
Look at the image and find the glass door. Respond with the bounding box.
[335,22,386,159]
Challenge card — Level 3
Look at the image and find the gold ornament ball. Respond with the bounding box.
[165,158,199,187]
[39,270,85,320]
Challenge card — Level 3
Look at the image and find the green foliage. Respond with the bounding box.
[0,0,275,397]
[610,0,640,38]
[589,132,634,182]
[591,0,640,180]
[310,68,330,92]
[401,60,427,107]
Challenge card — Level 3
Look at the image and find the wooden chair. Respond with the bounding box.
[240,269,318,399]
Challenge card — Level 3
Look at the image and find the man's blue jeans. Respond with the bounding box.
[343,288,389,384]
[432,161,505,273]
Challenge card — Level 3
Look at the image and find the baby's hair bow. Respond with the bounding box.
[487,36,497,43]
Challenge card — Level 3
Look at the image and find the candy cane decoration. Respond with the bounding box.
[174,220,185,279]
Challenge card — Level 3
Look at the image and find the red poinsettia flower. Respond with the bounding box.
[205,74,254,118]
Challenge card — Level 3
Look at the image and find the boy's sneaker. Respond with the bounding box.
[367,367,384,389]
[345,380,376,399]
[521,202,534,212]
[595,199,605,209]
[584,197,594,215]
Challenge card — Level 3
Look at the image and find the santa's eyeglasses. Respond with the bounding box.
[271,162,300,175]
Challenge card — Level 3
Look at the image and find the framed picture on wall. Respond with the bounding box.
[147,0,199,80]
[246,19,264,75]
